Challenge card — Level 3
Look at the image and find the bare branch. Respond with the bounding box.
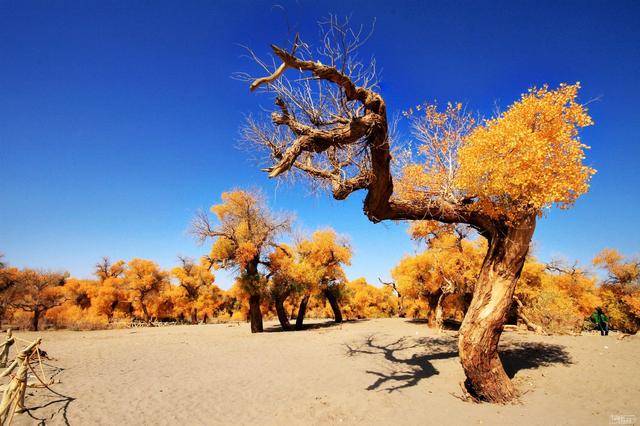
[241,18,495,235]
[190,210,217,244]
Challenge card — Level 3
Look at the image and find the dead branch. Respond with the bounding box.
[243,18,496,236]
[513,296,546,334]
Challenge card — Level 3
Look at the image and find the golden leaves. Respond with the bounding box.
[124,259,168,295]
[398,84,595,221]
[392,232,485,298]
[456,83,595,219]
[206,190,291,272]
[341,278,398,319]
[295,229,352,289]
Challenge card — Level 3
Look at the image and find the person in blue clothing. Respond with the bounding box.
[591,307,609,336]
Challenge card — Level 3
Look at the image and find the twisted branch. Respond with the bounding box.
[245,25,495,235]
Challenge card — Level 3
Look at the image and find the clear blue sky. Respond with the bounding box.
[1,1,638,288]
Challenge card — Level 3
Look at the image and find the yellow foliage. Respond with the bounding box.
[516,260,599,334]
[171,259,221,322]
[208,238,235,270]
[46,304,109,330]
[408,221,456,243]
[341,278,397,320]
[398,84,595,221]
[207,190,290,271]
[393,231,484,307]
[593,249,640,333]
[202,190,292,313]
[93,275,128,320]
[457,84,595,219]
[95,258,125,282]
[267,244,302,298]
[296,228,352,290]
[123,258,169,321]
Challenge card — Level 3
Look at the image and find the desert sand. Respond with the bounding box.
[8,318,639,425]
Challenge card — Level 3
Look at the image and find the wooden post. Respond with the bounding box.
[0,338,41,424]
[0,330,15,369]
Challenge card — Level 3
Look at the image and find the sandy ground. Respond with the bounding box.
[6,318,639,425]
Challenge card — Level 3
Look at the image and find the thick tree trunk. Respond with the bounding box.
[458,215,536,403]
[247,40,544,404]
[248,294,264,333]
[108,300,118,323]
[295,294,310,330]
[274,294,291,331]
[397,295,406,318]
[426,292,441,326]
[190,308,198,325]
[324,289,343,323]
[462,293,473,313]
[31,309,41,331]
[141,302,150,323]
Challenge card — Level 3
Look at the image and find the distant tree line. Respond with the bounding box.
[0,191,637,335]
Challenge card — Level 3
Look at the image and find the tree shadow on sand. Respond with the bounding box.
[23,394,75,426]
[20,363,75,425]
[345,334,573,393]
[499,341,573,378]
[404,318,463,330]
[264,319,369,333]
[345,334,458,392]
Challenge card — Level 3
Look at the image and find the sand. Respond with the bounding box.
[7,318,639,425]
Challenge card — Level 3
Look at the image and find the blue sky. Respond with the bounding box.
[1,1,639,288]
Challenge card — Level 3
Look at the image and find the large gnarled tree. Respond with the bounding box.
[241,18,594,402]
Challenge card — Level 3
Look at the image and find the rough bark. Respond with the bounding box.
[248,294,264,333]
[295,293,310,330]
[140,302,150,324]
[426,291,441,326]
[458,215,536,403]
[245,259,265,333]
[190,308,198,325]
[274,294,291,331]
[462,293,473,313]
[324,289,343,323]
[249,44,536,403]
[30,309,41,331]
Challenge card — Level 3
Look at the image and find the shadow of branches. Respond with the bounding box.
[265,319,370,333]
[345,334,458,392]
[345,334,573,392]
[21,363,75,425]
[499,341,572,378]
